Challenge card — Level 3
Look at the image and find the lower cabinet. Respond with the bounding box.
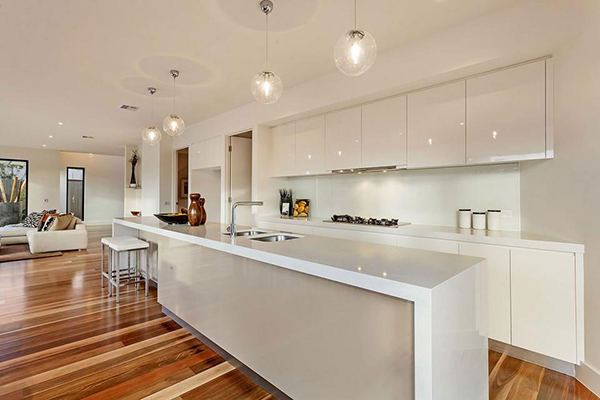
[459,243,511,344]
[397,235,459,254]
[511,248,577,363]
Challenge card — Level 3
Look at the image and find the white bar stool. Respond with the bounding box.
[101,236,150,303]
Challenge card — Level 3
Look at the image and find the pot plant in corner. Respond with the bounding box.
[129,150,140,188]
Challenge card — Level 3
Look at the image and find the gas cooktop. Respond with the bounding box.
[324,214,410,228]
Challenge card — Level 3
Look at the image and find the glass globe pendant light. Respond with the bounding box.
[251,0,283,104]
[163,69,185,136]
[334,0,377,77]
[142,87,162,145]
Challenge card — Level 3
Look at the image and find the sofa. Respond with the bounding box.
[27,218,88,254]
[0,224,35,245]
[0,217,88,253]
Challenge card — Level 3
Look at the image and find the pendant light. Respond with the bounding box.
[142,87,162,145]
[163,69,185,136]
[251,0,283,104]
[334,0,377,77]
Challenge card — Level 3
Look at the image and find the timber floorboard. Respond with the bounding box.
[0,225,596,399]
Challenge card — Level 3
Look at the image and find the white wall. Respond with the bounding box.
[0,145,61,213]
[289,164,520,230]
[60,152,124,224]
[520,0,600,392]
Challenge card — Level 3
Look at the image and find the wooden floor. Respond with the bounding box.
[0,225,596,400]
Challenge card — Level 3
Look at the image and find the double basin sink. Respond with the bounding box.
[223,229,302,242]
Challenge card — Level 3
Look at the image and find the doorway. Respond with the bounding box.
[176,148,189,212]
[227,131,252,226]
[66,167,85,220]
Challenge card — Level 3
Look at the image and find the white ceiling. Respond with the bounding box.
[0,0,521,156]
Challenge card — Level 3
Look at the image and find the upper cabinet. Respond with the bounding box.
[408,81,466,168]
[295,116,326,176]
[270,123,296,177]
[190,136,222,170]
[361,96,407,168]
[268,58,553,177]
[325,107,362,171]
[466,60,547,164]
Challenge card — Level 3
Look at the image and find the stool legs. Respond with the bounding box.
[101,243,105,289]
[115,250,120,304]
[144,248,149,297]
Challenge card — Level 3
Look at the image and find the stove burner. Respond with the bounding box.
[330,214,399,227]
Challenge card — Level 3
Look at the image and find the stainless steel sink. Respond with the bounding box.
[222,229,268,237]
[249,234,302,242]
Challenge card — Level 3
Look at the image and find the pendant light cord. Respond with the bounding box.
[172,76,176,113]
[150,92,154,120]
[354,0,357,29]
[265,12,269,71]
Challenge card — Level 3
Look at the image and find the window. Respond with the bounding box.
[0,159,28,226]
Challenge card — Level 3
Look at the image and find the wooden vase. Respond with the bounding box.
[188,193,206,226]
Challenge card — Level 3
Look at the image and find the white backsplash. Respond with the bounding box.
[288,163,521,231]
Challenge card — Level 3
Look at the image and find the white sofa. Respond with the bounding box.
[27,220,88,254]
[0,224,35,245]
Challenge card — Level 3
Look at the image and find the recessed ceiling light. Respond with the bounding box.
[42,144,46,147]
[58,122,63,125]
[88,153,94,157]
[48,135,53,138]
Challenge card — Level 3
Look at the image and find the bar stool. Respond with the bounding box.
[101,236,150,303]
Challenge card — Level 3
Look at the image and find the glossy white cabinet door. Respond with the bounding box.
[396,236,459,254]
[511,248,577,363]
[407,81,466,168]
[466,61,546,164]
[190,136,222,170]
[325,107,362,171]
[459,242,511,344]
[361,96,407,168]
[270,122,296,177]
[295,116,326,176]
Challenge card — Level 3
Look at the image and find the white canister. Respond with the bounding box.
[472,212,487,230]
[458,209,472,229]
[487,210,502,231]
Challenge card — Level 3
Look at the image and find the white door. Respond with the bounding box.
[325,107,362,171]
[270,123,296,177]
[511,248,577,363]
[295,116,326,176]
[466,60,546,163]
[459,242,511,344]
[361,96,407,168]
[407,81,466,168]
[229,136,252,226]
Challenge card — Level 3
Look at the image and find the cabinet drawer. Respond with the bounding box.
[511,248,576,363]
[396,236,459,254]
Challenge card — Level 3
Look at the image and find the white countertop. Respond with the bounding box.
[259,215,585,253]
[114,217,484,293]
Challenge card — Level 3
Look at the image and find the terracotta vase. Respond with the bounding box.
[188,193,206,226]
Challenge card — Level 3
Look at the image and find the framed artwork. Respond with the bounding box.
[180,178,188,198]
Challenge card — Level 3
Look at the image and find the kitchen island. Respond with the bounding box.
[113,216,488,400]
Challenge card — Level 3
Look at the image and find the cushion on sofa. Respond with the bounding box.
[22,209,57,228]
[49,214,74,231]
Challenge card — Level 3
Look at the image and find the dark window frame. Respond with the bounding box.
[66,166,85,221]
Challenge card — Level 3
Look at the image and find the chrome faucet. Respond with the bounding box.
[229,201,264,237]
